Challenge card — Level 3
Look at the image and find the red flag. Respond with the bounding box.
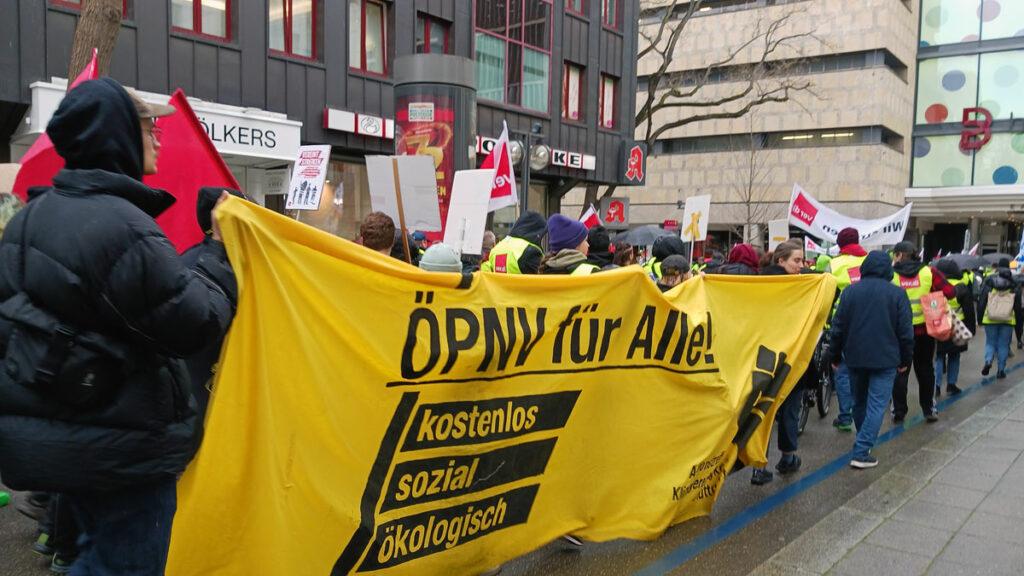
[580,204,600,229]
[12,49,100,200]
[482,121,518,213]
[145,90,240,253]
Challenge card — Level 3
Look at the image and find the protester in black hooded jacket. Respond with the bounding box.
[933,259,976,396]
[585,226,614,268]
[0,78,237,575]
[644,235,686,279]
[481,211,547,274]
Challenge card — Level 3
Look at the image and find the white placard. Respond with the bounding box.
[768,219,789,251]
[680,194,712,243]
[285,145,331,210]
[443,169,494,255]
[789,184,911,247]
[366,155,442,232]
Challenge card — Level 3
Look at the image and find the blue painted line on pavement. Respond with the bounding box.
[634,361,1023,576]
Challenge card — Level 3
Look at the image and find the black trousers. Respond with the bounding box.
[776,367,813,453]
[893,333,936,418]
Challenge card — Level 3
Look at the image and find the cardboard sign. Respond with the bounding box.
[443,169,494,255]
[366,155,442,232]
[768,219,789,251]
[286,145,331,211]
[680,195,712,243]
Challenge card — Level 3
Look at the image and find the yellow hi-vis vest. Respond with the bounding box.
[643,259,663,279]
[828,254,868,293]
[892,266,933,326]
[570,263,600,276]
[484,237,540,274]
[948,278,964,321]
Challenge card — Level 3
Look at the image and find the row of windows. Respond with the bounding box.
[637,49,909,93]
[915,50,1024,126]
[920,0,1024,48]
[652,126,903,155]
[639,0,807,24]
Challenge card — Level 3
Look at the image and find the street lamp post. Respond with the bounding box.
[510,122,546,213]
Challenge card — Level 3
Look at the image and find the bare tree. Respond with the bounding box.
[68,0,123,79]
[574,0,823,214]
[726,113,778,245]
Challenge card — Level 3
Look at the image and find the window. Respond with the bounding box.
[562,63,583,121]
[601,0,618,28]
[416,15,450,54]
[171,0,229,39]
[474,1,552,113]
[978,50,1024,121]
[270,0,316,59]
[50,0,130,19]
[349,0,387,73]
[916,55,978,124]
[567,0,585,15]
[599,75,617,128]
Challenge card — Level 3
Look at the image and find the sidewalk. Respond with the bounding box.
[749,376,1024,576]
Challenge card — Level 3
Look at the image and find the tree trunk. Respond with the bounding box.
[68,0,123,80]
[580,183,600,217]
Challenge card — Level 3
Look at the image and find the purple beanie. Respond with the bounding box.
[547,214,589,252]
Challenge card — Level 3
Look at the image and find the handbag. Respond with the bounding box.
[921,292,952,342]
[0,200,130,406]
[950,310,973,347]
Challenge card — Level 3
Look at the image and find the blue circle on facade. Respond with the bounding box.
[913,138,932,158]
[994,166,1020,185]
[942,70,967,91]
[920,40,930,47]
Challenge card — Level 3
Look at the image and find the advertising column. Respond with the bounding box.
[394,55,477,239]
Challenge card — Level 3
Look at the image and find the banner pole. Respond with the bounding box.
[391,158,413,265]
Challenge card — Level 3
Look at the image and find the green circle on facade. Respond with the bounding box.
[925,7,947,28]
[1012,133,1024,154]
[942,167,966,186]
[979,100,1001,118]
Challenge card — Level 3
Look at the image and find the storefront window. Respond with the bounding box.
[981,0,1024,41]
[919,0,980,46]
[916,55,978,124]
[912,135,974,187]
[978,50,1024,120]
[296,160,373,241]
[975,133,1024,186]
[474,1,552,112]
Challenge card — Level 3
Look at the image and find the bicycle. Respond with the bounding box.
[797,333,834,435]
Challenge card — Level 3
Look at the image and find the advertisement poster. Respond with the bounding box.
[396,95,455,238]
[285,145,331,211]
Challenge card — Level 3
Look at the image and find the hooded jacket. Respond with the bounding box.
[830,251,914,370]
[978,268,1022,324]
[484,211,547,274]
[0,78,238,492]
[712,244,759,276]
[540,249,596,275]
[893,259,957,336]
[934,259,977,353]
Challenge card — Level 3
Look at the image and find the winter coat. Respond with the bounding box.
[830,251,914,370]
[710,244,759,275]
[0,78,237,493]
[586,250,614,268]
[493,211,547,274]
[540,249,596,275]
[978,268,1023,325]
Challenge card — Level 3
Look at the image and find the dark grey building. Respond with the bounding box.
[1,0,642,239]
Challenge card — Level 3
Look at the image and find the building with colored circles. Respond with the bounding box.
[905,0,1024,256]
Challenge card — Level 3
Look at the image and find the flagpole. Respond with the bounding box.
[391,158,413,265]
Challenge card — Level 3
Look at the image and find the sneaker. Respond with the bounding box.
[947,384,963,395]
[32,533,54,556]
[982,364,992,376]
[832,418,853,432]
[562,535,584,547]
[998,371,1007,380]
[50,554,76,575]
[751,468,774,485]
[850,455,879,469]
[776,454,802,475]
[925,412,939,423]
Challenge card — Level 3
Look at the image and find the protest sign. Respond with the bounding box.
[443,169,494,255]
[805,236,824,255]
[768,219,789,251]
[680,195,711,243]
[167,198,835,576]
[788,184,911,247]
[286,145,331,211]
[367,155,443,233]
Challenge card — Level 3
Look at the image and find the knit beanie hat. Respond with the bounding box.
[588,226,611,253]
[836,227,860,248]
[547,214,588,252]
[419,243,463,272]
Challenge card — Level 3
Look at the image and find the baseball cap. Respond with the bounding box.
[126,87,176,119]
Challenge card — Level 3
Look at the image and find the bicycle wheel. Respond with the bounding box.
[817,366,833,418]
[798,392,811,436]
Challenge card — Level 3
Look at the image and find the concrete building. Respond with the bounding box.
[904,0,1024,256]
[566,0,919,246]
[1,0,643,241]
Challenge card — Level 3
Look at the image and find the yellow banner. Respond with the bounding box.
[167,199,835,575]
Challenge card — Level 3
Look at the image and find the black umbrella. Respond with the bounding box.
[942,254,987,271]
[614,224,674,246]
[983,252,1014,265]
